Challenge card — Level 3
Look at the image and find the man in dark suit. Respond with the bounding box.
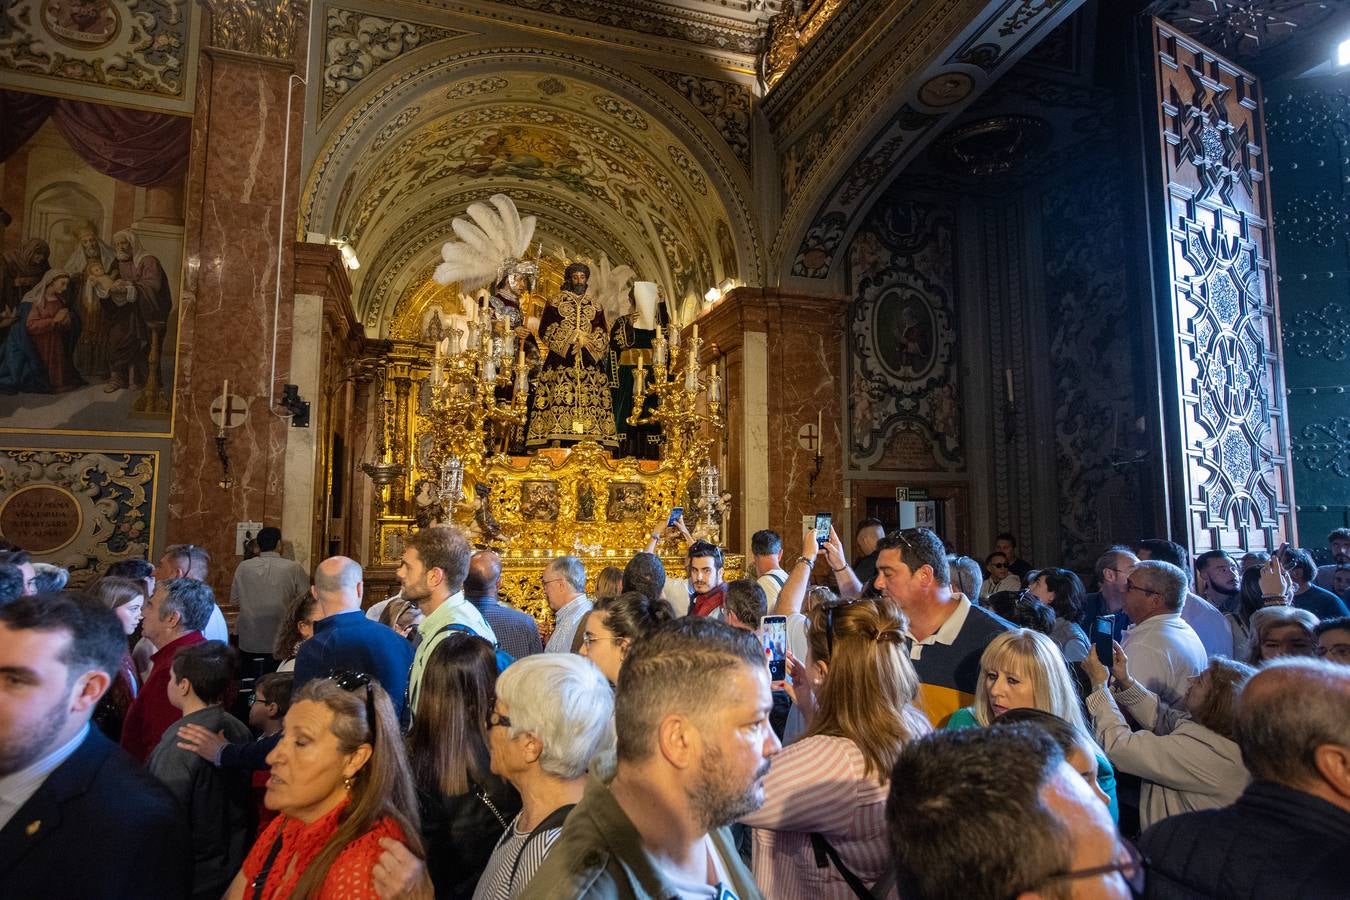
[0,591,190,898]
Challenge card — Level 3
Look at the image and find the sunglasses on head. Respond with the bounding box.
[328,670,377,738]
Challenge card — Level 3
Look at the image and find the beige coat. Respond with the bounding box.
[1087,682,1249,830]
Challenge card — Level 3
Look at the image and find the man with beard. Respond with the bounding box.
[1195,549,1241,615]
[1314,528,1350,591]
[105,229,172,393]
[399,525,496,714]
[61,222,118,378]
[0,592,190,896]
[526,261,618,449]
[519,617,776,899]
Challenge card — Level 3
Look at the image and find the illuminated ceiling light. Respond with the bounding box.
[1339,37,1350,67]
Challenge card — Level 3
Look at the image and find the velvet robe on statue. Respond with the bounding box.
[526,288,618,448]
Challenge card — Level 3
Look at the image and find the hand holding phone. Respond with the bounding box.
[760,615,788,681]
[666,507,683,528]
[813,512,832,548]
[1093,615,1115,667]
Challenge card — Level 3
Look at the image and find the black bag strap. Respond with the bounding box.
[506,803,577,889]
[810,832,893,900]
[249,828,286,898]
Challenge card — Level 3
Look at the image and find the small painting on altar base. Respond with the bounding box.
[521,480,560,521]
[606,482,646,523]
[0,86,190,436]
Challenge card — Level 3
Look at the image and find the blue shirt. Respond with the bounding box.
[294,610,415,721]
[1293,585,1350,621]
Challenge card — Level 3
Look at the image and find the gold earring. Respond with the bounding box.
[343,775,353,791]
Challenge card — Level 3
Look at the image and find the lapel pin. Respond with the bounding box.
[25,819,40,835]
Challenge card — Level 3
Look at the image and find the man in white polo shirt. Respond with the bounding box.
[1120,560,1208,705]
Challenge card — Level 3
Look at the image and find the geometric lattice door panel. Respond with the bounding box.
[1143,18,1295,552]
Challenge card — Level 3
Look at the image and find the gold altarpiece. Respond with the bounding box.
[361,264,739,631]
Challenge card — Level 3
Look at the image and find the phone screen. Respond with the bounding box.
[1093,616,1114,666]
[666,507,683,527]
[813,512,831,547]
[760,615,788,681]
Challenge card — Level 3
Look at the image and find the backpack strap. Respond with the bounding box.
[810,832,891,900]
[506,803,577,890]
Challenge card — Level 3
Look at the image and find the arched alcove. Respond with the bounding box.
[299,33,761,338]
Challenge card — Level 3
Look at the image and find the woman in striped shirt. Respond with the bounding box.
[474,654,615,900]
[741,598,930,899]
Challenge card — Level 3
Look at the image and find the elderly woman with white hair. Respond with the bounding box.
[474,654,615,899]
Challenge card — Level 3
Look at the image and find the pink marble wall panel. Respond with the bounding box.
[168,50,306,600]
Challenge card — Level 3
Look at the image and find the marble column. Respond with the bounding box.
[698,288,848,555]
[166,6,307,601]
[286,242,361,571]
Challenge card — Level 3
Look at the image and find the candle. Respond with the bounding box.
[692,323,698,344]
[669,323,680,353]
[817,410,823,449]
[635,358,647,397]
[484,357,497,382]
[685,356,698,393]
[653,330,667,367]
[218,379,228,436]
[708,366,720,403]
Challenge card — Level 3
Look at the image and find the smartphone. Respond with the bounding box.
[813,512,832,548]
[666,507,683,527]
[760,615,788,681]
[1093,616,1114,667]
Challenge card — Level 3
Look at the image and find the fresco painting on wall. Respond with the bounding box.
[0,87,190,435]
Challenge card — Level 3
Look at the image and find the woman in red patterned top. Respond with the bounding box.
[225,676,432,899]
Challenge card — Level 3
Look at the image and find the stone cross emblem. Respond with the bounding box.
[798,423,820,452]
[210,393,249,430]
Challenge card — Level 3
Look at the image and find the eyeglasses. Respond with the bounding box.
[328,670,377,738]
[542,577,563,588]
[1036,838,1146,895]
[248,692,267,707]
[989,562,1009,570]
[486,710,512,729]
[580,633,624,648]
[1124,581,1162,598]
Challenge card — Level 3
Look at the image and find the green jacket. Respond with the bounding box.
[518,774,763,900]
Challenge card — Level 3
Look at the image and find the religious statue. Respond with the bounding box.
[63,221,116,379]
[608,281,666,459]
[525,262,618,448]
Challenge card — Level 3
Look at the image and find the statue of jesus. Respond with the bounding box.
[525,262,618,448]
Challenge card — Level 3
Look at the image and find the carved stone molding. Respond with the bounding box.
[203,0,307,62]
[321,8,467,117]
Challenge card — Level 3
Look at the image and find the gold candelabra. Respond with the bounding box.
[422,296,531,511]
[627,322,727,542]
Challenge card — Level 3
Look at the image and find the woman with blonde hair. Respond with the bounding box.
[1245,605,1318,666]
[945,628,1119,820]
[1085,644,1254,830]
[226,676,432,899]
[741,599,930,898]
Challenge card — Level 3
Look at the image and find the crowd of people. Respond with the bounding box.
[0,520,1348,899]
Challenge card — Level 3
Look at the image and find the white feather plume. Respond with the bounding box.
[432,193,538,289]
[593,253,636,330]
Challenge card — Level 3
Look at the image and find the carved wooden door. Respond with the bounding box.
[1143,18,1295,552]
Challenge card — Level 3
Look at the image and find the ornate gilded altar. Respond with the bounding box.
[360,195,737,629]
